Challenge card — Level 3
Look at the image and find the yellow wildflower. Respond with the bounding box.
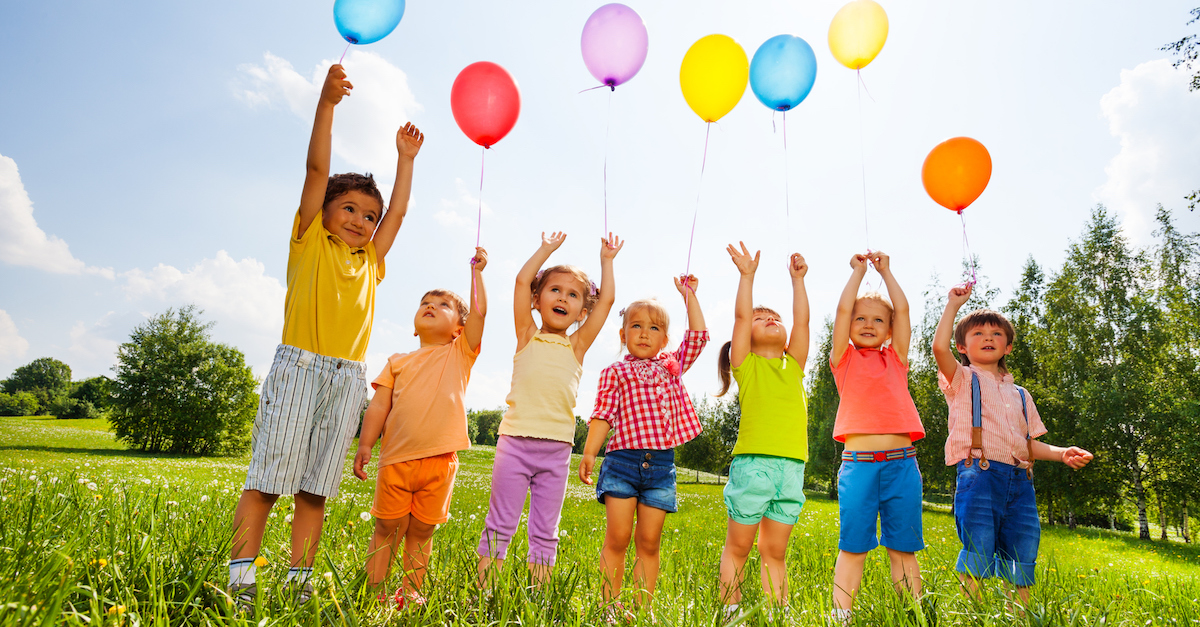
[253,556,268,568]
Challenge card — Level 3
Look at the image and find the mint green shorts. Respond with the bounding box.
[723,455,807,525]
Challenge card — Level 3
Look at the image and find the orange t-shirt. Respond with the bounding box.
[371,334,480,467]
[830,345,924,443]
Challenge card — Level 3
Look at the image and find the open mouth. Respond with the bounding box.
[553,306,568,316]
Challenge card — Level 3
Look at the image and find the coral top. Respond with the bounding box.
[497,332,582,444]
[830,345,924,442]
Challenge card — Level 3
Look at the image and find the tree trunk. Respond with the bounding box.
[1109,513,1116,531]
[1068,509,1077,531]
[1159,490,1169,541]
[1045,493,1054,526]
[1134,469,1150,540]
[1183,499,1192,544]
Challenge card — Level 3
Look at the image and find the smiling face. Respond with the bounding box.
[413,291,465,345]
[749,307,788,352]
[534,271,589,333]
[849,299,893,349]
[956,322,1013,368]
[321,190,383,248]
[620,305,670,360]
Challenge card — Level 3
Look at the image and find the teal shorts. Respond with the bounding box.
[723,455,806,526]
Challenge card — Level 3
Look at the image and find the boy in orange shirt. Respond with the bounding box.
[354,248,488,607]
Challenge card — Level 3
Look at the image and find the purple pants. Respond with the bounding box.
[476,435,573,565]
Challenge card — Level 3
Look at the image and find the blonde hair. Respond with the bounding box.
[420,289,469,325]
[854,291,894,326]
[531,265,599,313]
[618,299,671,350]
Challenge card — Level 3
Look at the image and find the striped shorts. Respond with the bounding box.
[243,344,368,499]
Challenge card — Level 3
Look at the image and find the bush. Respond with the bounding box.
[70,376,113,413]
[470,409,504,446]
[0,391,39,417]
[2,357,73,415]
[48,397,101,421]
[111,306,258,455]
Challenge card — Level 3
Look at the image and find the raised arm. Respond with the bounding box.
[514,232,566,348]
[373,123,424,260]
[464,247,488,353]
[933,285,972,382]
[297,64,352,240]
[786,253,811,369]
[870,252,911,365]
[353,387,391,480]
[727,242,760,369]
[573,233,624,362]
[674,274,707,332]
[831,254,869,368]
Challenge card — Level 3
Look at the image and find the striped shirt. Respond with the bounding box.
[589,330,709,452]
[939,362,1047,466]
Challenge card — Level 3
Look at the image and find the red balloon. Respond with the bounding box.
[450,62,520,148]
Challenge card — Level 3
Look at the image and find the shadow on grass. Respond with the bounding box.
[0,443,215,460]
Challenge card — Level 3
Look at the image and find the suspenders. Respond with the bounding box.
[963,370,1034,479]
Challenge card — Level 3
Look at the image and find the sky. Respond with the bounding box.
[1,1,1198,417]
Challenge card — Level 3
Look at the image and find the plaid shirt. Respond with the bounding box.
[589,329,709,452]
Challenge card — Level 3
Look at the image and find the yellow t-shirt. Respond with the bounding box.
[372,334,480,467]
[497,332,582,444]
[281,212,384,361]
[731,352,809,461]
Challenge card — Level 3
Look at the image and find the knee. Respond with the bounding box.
[374,517,402,538]
[244,489,279,505]
[605,527,632,551]
[295,491,327,508]
[725,535,754,558]
[408,519,437,541]
[887,549,917,566]
[634,531,662,559]
[758,538,787,564]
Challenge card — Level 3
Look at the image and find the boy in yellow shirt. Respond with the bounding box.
[228,63,424,606]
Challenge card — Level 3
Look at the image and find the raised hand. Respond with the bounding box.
[397,122,424,159]
[674,274,699,296]
[601,233,624,259]
[869,250,891,272]
[541,231,567,251]
[320,64,353,106]
[727,242,760,275]
[849,253,869,271]
[948,284,972,308]
[789,253,808,279]
[472,246,488,271]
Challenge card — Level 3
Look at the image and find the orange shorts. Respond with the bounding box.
[371,452,459,524]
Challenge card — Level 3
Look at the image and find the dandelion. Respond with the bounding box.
[28,475,36,481]
[285,514,294,523]
[360,511,371,522]
[559,530,568,538]
[90,558,108,568]
[470,514,477,520]
[106,605,126,616]
[253,556,269,567]
[323,571,334,582]
[94,494,103,501]
[86,482,97,491]
[200,495,209,503]
[141,478,151,485]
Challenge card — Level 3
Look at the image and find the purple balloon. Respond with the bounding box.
[580,3,649,88]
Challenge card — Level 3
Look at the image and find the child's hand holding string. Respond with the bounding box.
[600,232,624,259]
[947,284,972,309]
[789,253,808,279]
[674,274,699,296]
[320,64,353,106]
[849,253,869,272]
[868,250,890,273]
[727,241,760,275]
[471,247,488,271]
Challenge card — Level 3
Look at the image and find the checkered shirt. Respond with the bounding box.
[589,329,709,452]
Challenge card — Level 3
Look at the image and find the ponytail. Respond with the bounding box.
[716,341,733,397]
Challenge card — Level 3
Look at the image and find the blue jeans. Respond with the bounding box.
[596,448,677,513]
[954,460,1040,586]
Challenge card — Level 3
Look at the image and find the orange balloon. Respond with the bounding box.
[921,137,992,212]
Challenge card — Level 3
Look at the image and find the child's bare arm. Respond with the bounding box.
[515,232,565,348]
[934,285,972,381]
[786,253,810,369]
[871,251,911,365]
[298,65,352,240]
[354,388,391,480]
[577,419,611,485]
[673,274,706,332]
[1032,441,1093,469]
[464,247,488,353]
[374,123,425,261]
[727,242,759,369]
[574,234,624,362]
[831,253,869,367]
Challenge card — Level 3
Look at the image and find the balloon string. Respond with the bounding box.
[683,123,712,311]
[578,84,613,94]
[856,69,870,251]
[783,111,791,254]
[603,88,612,236]
[470,146,486,316]
[856,69,877,103]
[959,210,978,287]
[339,42,351,65]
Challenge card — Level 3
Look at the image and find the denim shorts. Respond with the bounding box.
[837,455,925,553]
[954,459,1040,586]
[723,455,806,526]
[596,448,677,513]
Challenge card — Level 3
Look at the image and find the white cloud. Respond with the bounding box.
[235,50,422,181]
[0,154,114,279]
[0,310,29,365]
[66,312,134,378]
[1095,59,1200,242]
[435,178,493,232]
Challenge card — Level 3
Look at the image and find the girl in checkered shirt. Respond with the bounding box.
[715,243,811,621]
[578,274,709,618]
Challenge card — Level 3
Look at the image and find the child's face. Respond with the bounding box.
[849,300,892,349]
[750,310,788,350]
[413,294,463,344]
[534,272,588,332]
[956,322,1012,366]
[620,309,669,360]
[322,190,383,248]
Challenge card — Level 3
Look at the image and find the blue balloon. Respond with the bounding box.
[333,0,406,45]
[749,35,817,111]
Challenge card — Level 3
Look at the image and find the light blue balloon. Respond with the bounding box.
[749,35,817,111]
[333,0,406,45]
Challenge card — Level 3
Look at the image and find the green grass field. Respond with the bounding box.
[1,416,1198,626]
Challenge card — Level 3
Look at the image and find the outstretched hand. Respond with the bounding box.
[397,122,424,159]
[849,253,869,271]
[727,242,760,275]
[1062,446,1093,470]
[948,284,972,308]
[868,251,891,272]
[674,274,699,296]
[601,233,624,259]
[320,64,353,106]
[541,231,567,251]
[471,247,488,271]
[788,253,808,279]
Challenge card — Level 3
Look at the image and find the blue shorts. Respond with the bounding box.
[596,448,677,513]
[954,460,1040,586]
[723,455,806,526]
[837,454,924,553]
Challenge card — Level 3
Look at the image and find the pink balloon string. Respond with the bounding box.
[470,146,486,316]
[603,89,613,236]
[958,209,979,287]
[339,41,351,65]
[683,123,712,310]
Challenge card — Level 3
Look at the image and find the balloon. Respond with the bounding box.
[679,35,749,123]
[450,62,521,148]
[749,35,818,111]
[581,3,649,88]
[333,0,405,45]
[828,0,888,70]
[922,137,993,212]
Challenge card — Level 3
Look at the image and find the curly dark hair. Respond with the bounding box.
[323,173,384,210]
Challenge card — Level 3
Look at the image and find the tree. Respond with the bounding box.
[2,357,72,415]
[0,391,39,416]
[1162,7,1200,209]
[70,376,114,413]
[470,408,504,446]
[805,318,841,498]
[111,306,258,455]
[678,396,740,477]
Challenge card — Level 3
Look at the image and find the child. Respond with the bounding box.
[353,248,488,607]
[933,284,1092,604]
[829,251,926,624]
[476,231,622,586]
[716,243,810,620]
[227,63,424,605]
[578,274,709,616]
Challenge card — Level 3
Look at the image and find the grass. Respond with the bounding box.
[1,415,1198,626]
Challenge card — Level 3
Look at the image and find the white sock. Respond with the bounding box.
[287,567,313,585]
[229,558,255,586]
[831,608,852,624]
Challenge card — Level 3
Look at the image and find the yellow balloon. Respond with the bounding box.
[679,34,749,123]
[828,0,889,70]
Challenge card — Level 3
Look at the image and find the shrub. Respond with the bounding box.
[48,397,101,421]
[0,391,39,417]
